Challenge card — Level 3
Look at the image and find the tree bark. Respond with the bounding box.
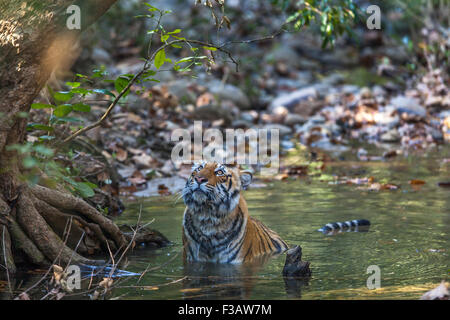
[0,0,132,275]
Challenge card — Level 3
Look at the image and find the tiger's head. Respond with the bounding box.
[182,162,252,216]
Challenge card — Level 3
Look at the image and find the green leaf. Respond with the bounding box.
[53,91,74,102]
[22,156,37,169]
[38,135,55,141]
[74,182,95,198]
[93,88,116,98]
[202,46,217,51]
[154,49,166,69]
[54,104,73,117]
[72,103,91,112]
[16,112,29,118]
[172,35,186,41]
[167,29,181,34]
[83,181,98,189]
[27,123,54,131]
[161,34,170,42]
[143,70,157,78]
[66,82,80,88]
[114,76,130,95]
[31,103,54,109]
[52,116,83,124]
[144,3,159,12]
[33,145,54,157]
[71,87,91,95]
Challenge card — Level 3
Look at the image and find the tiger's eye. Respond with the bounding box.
[216,170,223,175]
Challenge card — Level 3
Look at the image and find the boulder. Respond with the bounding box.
[380,129,401,143]
[261,123,292,137]
[391,96,426,118]
[209,80,251,110]
[268,86,318,113]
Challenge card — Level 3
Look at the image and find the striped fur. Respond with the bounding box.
[182,162,289,264]
[318,219,370,235]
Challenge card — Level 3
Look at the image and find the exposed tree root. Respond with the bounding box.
[33,197,115,255]
[30,185,127,249]
[7,219,48,267]
[0,182,169,278]
[16,189,102,267]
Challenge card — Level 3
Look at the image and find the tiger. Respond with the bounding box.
[181,161,289,264]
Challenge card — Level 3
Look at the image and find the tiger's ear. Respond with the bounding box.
[240,170,253,190]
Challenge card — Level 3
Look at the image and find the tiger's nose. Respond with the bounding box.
[195,176,208,184]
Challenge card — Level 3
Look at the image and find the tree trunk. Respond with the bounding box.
[0,0,136,276]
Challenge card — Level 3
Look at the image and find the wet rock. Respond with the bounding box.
[125,93,150,112]
[271,105,289,117]
[341,84,361,95]
[166,79,197,104]
[374,109,399,128]
[120,224,170,249]
[281,140,295,150]
[92,47,112,65]
[261,123,292,137]
[209,80,250,110]
[264,44,302,69]
[277,74,314,89]
[430,128,443,141]
[380,129,401,143]
[115,57,146,75]
[190,103,235,123]
[360,87,373,99]
[133,176,186,197]
[282,245,312,278]
[372,85,387,97]
[117,166,136,179]
[309,114,326,124]
[321,73,346,86]
[268,86,318,113]
[391,96,426,118]
[310,138,350,154]
[240,110,258,123]
[284,113,307,126]
[231,119,252,129]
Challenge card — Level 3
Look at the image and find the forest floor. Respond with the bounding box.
[27,1,450,213]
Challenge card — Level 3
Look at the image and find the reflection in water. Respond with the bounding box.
[182,255,272,299]
[283,276,310,299]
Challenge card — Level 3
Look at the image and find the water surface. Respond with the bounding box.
[113,151,449,299]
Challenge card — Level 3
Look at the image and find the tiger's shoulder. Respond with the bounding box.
[239,214,289,263]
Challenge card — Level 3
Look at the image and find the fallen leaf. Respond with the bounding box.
[275,173,289,181]
[157,184,171,196]
[115,147,128,162]
[409,179,426,185]
[128,170,146,185]
[120,185,137,195]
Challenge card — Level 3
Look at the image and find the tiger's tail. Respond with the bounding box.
[318,219,370,234]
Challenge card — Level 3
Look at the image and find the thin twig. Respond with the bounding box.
[115,276,187,290]
[2,226,13,298]
[16,217,73,299]
[107,203,143,279]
